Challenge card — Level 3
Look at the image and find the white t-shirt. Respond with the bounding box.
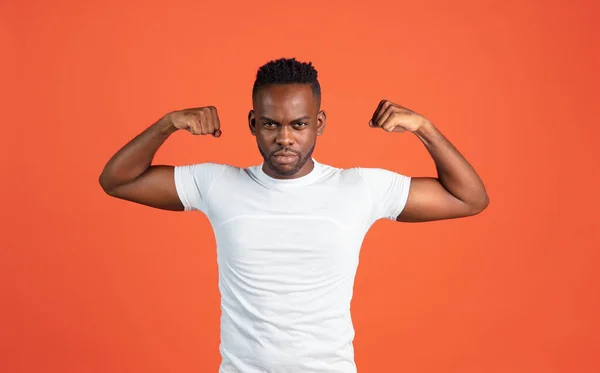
[174,159,411,373]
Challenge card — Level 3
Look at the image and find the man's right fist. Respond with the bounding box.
[167,106,222,137]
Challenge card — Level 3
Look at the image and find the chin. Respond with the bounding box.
[271,162,301,177]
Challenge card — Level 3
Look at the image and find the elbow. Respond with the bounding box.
[98,172,117,196]
[468,193,490,216]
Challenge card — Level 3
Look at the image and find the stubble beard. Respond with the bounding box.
[259,142,316,177]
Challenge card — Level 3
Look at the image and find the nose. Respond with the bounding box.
[275,125,294,147]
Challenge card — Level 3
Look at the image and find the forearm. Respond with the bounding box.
[99,115,178,191]
[414,121,489,209]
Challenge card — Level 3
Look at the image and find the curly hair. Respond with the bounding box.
[252,57,321,106]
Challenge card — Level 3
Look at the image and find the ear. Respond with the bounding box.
[248,110,256,136]
[316,110,326,136]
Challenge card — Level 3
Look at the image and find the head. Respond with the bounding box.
[249,58,326,179]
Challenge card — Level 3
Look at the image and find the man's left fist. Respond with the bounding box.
[369,100,429,133]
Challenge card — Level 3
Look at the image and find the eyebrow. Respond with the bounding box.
[258,115,311,124]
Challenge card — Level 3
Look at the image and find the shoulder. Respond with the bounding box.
[325,163,411,193]
[176,162,240,175]
[315,161,368,186]
[319,162,396,182]
[174,162,246,188]
[353,165,410,181]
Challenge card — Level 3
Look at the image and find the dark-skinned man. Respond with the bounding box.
[99,57,489,373]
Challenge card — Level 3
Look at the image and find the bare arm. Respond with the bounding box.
[99,106,221,211]
[370,100,489,222]
[99,116,183,210]
[398,121,489,222]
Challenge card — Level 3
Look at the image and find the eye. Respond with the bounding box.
[263,122,277,129]
[294,122,308,128]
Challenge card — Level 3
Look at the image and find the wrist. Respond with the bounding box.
[414,120,437,144]
[156,113,179,135]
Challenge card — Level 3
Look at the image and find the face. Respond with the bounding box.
[249,84,326,179]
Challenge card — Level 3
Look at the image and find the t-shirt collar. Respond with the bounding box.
[255,158,323,186]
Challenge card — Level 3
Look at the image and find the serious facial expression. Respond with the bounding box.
[249,84,326,179]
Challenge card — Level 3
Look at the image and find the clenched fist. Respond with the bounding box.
[167,106,222,137]
[369,100,429,133]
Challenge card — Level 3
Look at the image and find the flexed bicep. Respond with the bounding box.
[396,177,481,222]
[104,165,184,211]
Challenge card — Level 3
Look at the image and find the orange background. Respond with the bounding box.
[2,0,599,372]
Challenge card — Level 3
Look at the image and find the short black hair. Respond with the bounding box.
[252,57,321,106]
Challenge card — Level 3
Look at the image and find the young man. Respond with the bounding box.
[99,58,489,373]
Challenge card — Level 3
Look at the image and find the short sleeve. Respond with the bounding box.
[173,163,227,213]
[359,167,412,221]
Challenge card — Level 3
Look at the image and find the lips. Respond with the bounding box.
[272,152,298,165]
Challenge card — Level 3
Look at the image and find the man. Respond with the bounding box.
[99,57,489,373]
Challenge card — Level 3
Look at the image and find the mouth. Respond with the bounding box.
[272,152,298,165]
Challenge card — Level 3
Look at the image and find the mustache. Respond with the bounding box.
[271,148,299,156]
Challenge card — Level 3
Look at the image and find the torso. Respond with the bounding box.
[205,161,375,373]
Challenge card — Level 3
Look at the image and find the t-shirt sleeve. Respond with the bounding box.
[173,163,227,213]
[359,167,412,221]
